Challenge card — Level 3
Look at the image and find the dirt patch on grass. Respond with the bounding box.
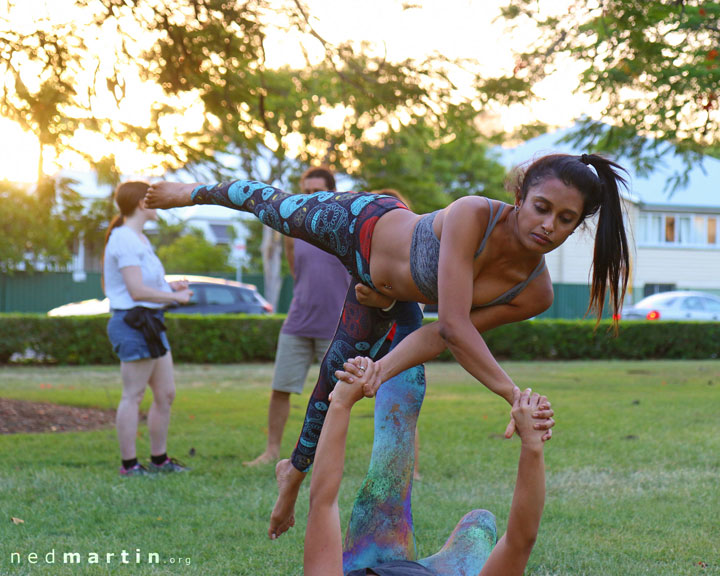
[0,398,118,434]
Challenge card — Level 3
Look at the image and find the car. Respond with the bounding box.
[621,291,720,321]
[47,275,273,316]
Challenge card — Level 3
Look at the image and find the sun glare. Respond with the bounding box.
[1,0,591,185]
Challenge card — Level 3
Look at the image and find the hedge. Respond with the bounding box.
[0,314,718,365]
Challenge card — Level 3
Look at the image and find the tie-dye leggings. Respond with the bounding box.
[191,180,411,471]
[342,305,497,576]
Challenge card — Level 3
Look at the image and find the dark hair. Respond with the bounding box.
[104,181,150,248]
[300,166,336,192]
[510,153,630,329]
[102,181,150,292]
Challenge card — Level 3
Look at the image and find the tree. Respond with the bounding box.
[77,0,507,306]
[0,181,69,272]
[485,0,720,178]
[156,229,233,275]
[354,104,510,213]
[3,0,508,302]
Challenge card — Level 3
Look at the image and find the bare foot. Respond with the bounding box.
[145,181,198,209]
[243,451,278,467]
[413,468,422,481]
[269,459,306,539]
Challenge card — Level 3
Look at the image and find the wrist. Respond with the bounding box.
[519,438,544,453]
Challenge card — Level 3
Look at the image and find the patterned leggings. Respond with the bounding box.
[342,305,497,576]
[192,180,410,471]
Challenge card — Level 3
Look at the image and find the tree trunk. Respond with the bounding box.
[261,225,283,310]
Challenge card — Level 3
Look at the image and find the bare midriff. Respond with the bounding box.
[370,202,546,309]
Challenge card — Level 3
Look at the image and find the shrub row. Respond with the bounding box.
[0,314,718,365]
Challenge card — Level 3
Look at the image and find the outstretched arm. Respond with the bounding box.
[480,388,553,576]
[371,275,551,400]
[304,358,380,576]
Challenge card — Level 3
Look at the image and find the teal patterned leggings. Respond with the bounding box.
[191,180,411,471]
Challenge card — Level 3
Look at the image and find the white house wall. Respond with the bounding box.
[634,247,720,293]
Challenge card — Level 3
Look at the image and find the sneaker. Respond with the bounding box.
[119,463,150,477]
[148,457,190,473]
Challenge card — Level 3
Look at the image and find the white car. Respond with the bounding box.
[621,291,720,321]
[47,275,273,316]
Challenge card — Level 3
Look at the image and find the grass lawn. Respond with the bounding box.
[0,360,718,575]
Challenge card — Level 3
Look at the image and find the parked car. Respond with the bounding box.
[621,291,720,321]
[47,275,273,316]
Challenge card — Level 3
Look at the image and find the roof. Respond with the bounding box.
[497,126,720,211]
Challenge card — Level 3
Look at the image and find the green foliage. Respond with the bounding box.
[354,104,510,212]
[0,181,70,272]
[155,229,233,275]
[490,0,720,171]
[1,315,718,365]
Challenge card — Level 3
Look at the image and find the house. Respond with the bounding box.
[498,127,720,318]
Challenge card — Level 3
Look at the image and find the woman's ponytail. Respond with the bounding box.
[582,154,630,330]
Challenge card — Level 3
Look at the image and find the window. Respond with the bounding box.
[709,218,717,245]
[664,216,675,242]
[682,297,705,311]
[639,212,720,247]
[677,216,691,244]
[701,298,720,313]
[204,286,236,305]
[643,283,676,298]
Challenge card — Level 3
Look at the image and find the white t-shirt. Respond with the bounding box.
[103,226,171,310]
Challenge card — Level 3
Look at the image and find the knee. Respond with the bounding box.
[153,386,176,408]
[120,387,146,407]
[455,509,497,540]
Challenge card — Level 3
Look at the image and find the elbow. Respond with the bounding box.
[437,319,464,348]
[508,529,538,555]
[127,288,142,301]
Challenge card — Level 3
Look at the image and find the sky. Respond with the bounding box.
[0,0,599,184]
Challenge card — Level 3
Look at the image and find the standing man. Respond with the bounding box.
[245,167,351,466]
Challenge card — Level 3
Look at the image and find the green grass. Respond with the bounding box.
[0,361,719,575]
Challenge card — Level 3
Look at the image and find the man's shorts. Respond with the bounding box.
[272,332,332,394]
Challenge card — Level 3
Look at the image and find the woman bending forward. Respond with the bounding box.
[145,153,629,537]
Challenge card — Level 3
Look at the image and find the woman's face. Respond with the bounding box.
[516,177,584,253]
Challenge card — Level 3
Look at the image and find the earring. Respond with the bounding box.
[514,205,519,213]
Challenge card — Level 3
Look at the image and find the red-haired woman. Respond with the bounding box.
[104,181,192,476]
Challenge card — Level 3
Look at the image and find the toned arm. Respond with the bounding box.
[375,270,552,399]
[479,389,549,576]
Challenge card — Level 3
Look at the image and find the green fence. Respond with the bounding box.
[0,272,618,319]
[0,272,295,314]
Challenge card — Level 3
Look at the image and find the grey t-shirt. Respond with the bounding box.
[282,239,351,339]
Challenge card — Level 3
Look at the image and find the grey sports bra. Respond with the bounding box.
[409,197,546,306]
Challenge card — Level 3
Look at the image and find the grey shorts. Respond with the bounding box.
[272,332,332,394]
